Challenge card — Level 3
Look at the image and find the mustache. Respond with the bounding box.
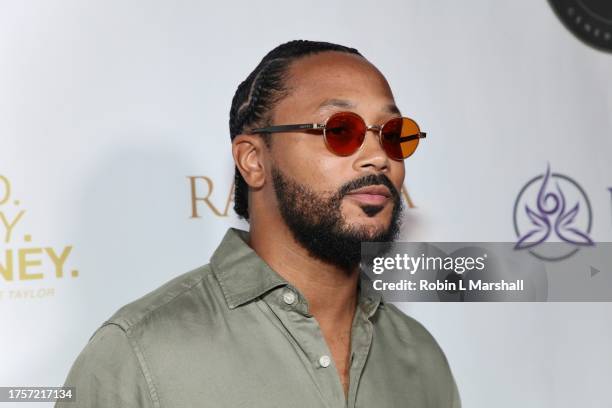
[336,173,401,203]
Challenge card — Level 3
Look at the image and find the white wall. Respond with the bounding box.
[1,1,611,407]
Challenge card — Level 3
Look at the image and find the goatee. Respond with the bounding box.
[271,166,403,271]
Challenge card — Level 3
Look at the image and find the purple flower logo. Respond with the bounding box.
[513,165,594,261]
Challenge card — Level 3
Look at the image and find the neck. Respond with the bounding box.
[248,214,359,321]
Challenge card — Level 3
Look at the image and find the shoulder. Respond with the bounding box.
[378,302,442,347]
[59,266,221,406]
[59,323,156,407]
[377,302,454,373]
[377,303,461,407]
[101,264,219,335]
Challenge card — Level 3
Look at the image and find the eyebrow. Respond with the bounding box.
[316,98,402,116]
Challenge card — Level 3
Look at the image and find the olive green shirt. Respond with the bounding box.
[58,228,460,408]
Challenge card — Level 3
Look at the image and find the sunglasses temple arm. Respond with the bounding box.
[399,132,427,142]
[251,123,323,134]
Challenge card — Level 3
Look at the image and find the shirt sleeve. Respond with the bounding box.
[449,371,462,408]
[55,323,156,408]
[431,342,462,408]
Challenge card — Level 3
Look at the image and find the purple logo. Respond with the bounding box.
[513,165,594,261]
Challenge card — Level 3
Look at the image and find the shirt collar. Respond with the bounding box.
[357,271,384,318]
[211,228,383,315]
[211,228,287,309]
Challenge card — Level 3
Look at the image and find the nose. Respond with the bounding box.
[352,128,390,172]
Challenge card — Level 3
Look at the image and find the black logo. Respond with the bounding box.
[548,0,612,52]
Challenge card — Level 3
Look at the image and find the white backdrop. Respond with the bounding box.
[1,1,612,407]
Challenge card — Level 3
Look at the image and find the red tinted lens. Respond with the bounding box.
[380,117,420,160]
[324,112,366,156]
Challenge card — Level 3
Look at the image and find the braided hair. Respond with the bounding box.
[229,40,362,220]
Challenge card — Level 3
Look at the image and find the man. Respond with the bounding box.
[58,40,460,407]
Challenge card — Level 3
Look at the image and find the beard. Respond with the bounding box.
[271,166,403,271]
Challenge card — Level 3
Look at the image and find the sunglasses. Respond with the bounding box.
[250,111,426,160]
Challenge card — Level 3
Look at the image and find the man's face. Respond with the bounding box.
[264,51,406,269]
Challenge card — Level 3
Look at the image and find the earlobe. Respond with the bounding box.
[232,135,266,189]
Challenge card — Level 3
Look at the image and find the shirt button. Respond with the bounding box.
[319,355,331,368]
[282,290,297,305]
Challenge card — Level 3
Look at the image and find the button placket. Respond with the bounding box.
[347,310,375,408]
[262,286,346,407]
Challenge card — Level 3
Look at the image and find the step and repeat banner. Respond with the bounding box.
[2,1,612,407]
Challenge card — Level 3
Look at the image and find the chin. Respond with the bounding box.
[344,217,390,240]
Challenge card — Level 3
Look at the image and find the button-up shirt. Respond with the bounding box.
[57,228,461,407]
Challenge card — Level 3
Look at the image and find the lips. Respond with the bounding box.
[345,185,391,205]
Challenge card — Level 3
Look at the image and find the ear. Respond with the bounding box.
[232,134,268,189]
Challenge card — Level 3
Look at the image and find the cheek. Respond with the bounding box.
[310,157,348,184]
[389,161,406,193]
[271,139,344,192]
[270,138,406,196]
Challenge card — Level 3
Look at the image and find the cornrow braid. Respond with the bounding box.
[229,39,362,220]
